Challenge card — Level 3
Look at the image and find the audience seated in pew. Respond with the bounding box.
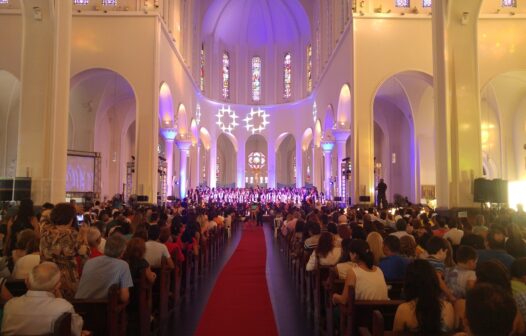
[444,245,477,299]
[332,239,388,304]
[393,259,455,334]
[75,233,133,304]
[145,224,175,269]
[87,227,103,259]
[379,235,410,282]
[1,262,85,336]
[306,232,342,271]
[511,258,526,323]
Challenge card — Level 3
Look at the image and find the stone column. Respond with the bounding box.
[236,140,246,188]
[175,139,192,199]
[321,140,335,199]
[160,128,176,196]
[16,0,71,204]
[209,139,217,188]
[295,140,303,188]
[432,0,484,208]
[267,140,276,188]
[333,128,351,198]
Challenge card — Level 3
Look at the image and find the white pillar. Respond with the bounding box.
[321,141,335,199]
[295,141,303,188]
[176,139,192,199]
[160,128,176,196]
[237,141,246,188]
[194,140,200,188]
[267,141,276,188]
[17,0,71,204]
[333,128,351,197]
[432,0,484,208]
[209,139,217,188]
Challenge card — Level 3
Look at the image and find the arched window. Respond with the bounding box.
[502,0,517,7]
[102,0,117,5]
[423,0,432,7]
[222,51,230,100]
[73,0,89,4]
[200,43,205,92]
[251,56,262,102]
[284,53,292,99]
[395,0,410,7]
[307,45,313,93]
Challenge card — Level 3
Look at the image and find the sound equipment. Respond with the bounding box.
[348,197,352,205]
[474,178,491,203]
[14,178,31,201]
[0,179,13,202]
[334,196,343,202]
[473,178,508,203]
[137,195,149,202]
[359,196,371,203]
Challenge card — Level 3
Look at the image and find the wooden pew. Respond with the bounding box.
[52,312,72,336]
[5,278,28,297]
[152,257,171,336]
[129,268,153,336]
[344,287,403,336]
[71,284,127,336]
[358,310,383,336]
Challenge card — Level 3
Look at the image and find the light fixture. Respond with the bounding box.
[195,103,201,126]
[312,102,318,124]
[244,107,270,134]
[216,105,238,134]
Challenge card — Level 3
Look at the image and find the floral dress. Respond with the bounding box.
[39,224,89,299]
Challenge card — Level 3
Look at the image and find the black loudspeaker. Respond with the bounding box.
[474,178,491,203]
[348,197,352,205]
[0,179,14,202]
[334,196,343,202]
[13,178,31,201]
[137,195,149,202]
[491,179,508,204]
[359,196,371,202]
[474,178,508,204]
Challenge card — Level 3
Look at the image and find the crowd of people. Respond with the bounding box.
[0,190,525,335]
[0,197,237,335]
[278,203,526,335]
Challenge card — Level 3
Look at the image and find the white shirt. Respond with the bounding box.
[306,248,342,271]
[352,266,389,300]
[390,231,415,241]
[12,254,40,279]
[443,228,464,246]
[145,240,171,267]
[2,290,83,336]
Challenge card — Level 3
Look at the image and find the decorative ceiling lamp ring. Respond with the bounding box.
[216,104,239,134]
[244,107,270,135]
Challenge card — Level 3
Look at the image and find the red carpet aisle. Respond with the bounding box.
[195,222,278,336]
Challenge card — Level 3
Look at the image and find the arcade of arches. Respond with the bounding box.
[1,0,526,208]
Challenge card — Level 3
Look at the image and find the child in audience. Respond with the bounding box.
[425,236,456,302]
[445,245,477,299]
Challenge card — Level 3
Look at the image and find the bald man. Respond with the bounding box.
[2,262,84,336]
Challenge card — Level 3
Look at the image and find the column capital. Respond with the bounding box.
[175,139,193,152]
[160,127,177,141]
[321,140,335,154]
[332,128,351,143]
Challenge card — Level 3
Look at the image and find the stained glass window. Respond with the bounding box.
[395,0,410,7]
[502,0,517,7]
[222,52,230,100]
[284,53,292,99]
[200,43,205,92]
[252,56,262,102]
[0,0,9,3]
[423,0,432,7]
[73,0,89,4]
[307,45,312,93]
[102,0,117,5]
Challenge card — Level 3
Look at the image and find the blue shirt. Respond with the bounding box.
[477,249,515,270]
[379,255,410,281]
[75,256,133,300]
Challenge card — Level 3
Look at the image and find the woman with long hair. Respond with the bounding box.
[6,199,39,256]
[332,239,388,303]
[366,231,384,265]
[306,232,341,271]
[393,259,455,334]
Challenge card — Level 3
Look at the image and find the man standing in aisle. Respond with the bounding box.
[376,178,388,209]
